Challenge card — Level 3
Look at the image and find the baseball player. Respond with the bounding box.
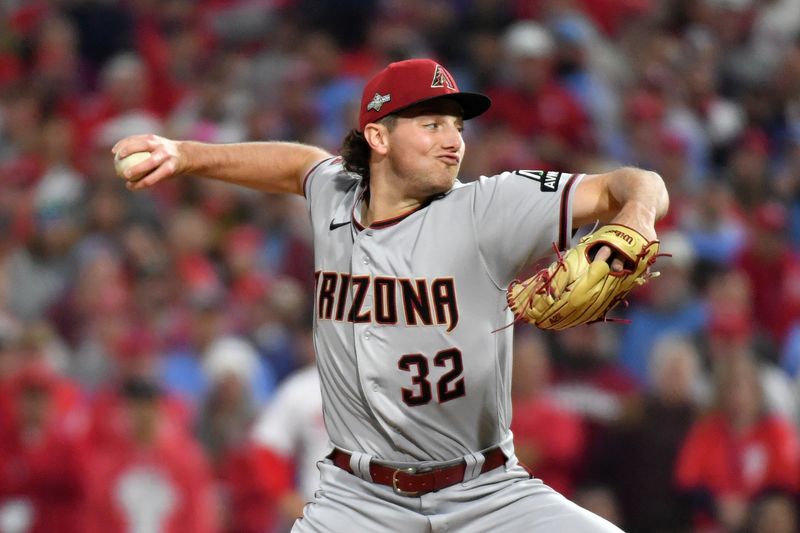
[113,58,668,532]
[251,362,327,525]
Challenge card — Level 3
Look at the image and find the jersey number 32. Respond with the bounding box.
[398,348,465,406]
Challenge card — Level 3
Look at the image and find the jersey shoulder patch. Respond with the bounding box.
[512,170,563,192]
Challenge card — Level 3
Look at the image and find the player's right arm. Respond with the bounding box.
[112,134,332,196]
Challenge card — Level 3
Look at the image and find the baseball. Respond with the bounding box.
[113,151,151,180]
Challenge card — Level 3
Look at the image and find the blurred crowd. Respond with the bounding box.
[2,0,800,532]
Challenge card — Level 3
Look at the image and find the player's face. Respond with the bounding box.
[385,99,465,197]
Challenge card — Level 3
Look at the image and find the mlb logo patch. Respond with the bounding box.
[367,93,391,112]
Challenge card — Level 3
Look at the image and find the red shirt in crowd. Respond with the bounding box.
[0,366,87,533]
[736,248,800,344]
[83,424,217,533]
[511,395,585,496]
[675,413,800,500]
[0,420,87,533]
[217,444,280,533]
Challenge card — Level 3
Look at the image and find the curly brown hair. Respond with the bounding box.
[340,115,396,183]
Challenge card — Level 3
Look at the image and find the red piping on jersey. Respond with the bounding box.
[302,156,340,198]
[558,174,580,250]
[352,188,440,230]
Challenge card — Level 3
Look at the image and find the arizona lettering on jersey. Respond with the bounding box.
[313,272,458,332]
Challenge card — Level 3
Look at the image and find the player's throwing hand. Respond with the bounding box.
[111,134,185,191]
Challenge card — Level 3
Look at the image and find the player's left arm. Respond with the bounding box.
[506,167,669,328]
[572,167,669,242]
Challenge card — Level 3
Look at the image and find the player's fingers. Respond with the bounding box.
[128,172,159,190]
[128,158,176,190]
[112,134,155,157]
[593,245,611,264]
[592,246,624,272]
[113,133,168,158]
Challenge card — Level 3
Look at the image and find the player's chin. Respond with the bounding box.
[428,172,457,194]
[439,162,460,179]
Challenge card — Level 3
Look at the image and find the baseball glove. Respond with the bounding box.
[507,224,661,330]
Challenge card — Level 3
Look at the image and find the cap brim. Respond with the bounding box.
[393,92,492,121]
[452,92,493,120]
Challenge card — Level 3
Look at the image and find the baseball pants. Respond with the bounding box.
[292,456,623,532]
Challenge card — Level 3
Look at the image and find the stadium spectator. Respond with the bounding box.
[616,335,705,533]
[484,21,589,169]
[548,324,640,488]
[675,351,800,532]
[83,376,217,533]
[510,329,586,497]
[196,334,275,533]
[0,364,86,533]
[86,328,190,451]
[619,231,707,385]
[251,325,327,530]
[735,201,800,345]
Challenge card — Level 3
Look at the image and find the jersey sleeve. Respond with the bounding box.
[302,156,361,228]
[471,170,584,287]
[303,156,342,208]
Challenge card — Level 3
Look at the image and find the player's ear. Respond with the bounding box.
[363,123,390,156]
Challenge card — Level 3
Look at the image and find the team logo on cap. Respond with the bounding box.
[366,93,391,112]
[431,64,456,90]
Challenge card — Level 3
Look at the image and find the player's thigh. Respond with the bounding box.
[292,461,429,533]
[482,481,623,533]
[433,467,624,533]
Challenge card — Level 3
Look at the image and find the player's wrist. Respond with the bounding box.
[611,201,657,240]
[175,140,201,176]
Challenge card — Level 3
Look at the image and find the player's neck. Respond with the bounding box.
[362,174,425,226]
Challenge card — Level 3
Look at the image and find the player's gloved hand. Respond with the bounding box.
[111,134,186,191]
[506,224,662,330]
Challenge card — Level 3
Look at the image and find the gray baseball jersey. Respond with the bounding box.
[304,157,583,465]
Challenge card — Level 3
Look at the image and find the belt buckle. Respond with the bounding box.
[391,467,422,497]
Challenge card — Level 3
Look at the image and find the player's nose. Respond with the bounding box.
[441,122,463,151]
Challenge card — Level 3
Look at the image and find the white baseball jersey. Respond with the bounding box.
[251,365,327,501]
[304,157,583,464]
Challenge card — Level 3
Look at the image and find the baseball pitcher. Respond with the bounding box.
[113,59,668,532]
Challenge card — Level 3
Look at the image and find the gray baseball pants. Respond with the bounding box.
[292,456,623,532]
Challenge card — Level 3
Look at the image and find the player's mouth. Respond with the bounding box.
[437,154,461,166]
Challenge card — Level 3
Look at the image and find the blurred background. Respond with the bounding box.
[1,0,800,532]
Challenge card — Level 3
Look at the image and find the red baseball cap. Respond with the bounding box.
[358,59,491,131]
